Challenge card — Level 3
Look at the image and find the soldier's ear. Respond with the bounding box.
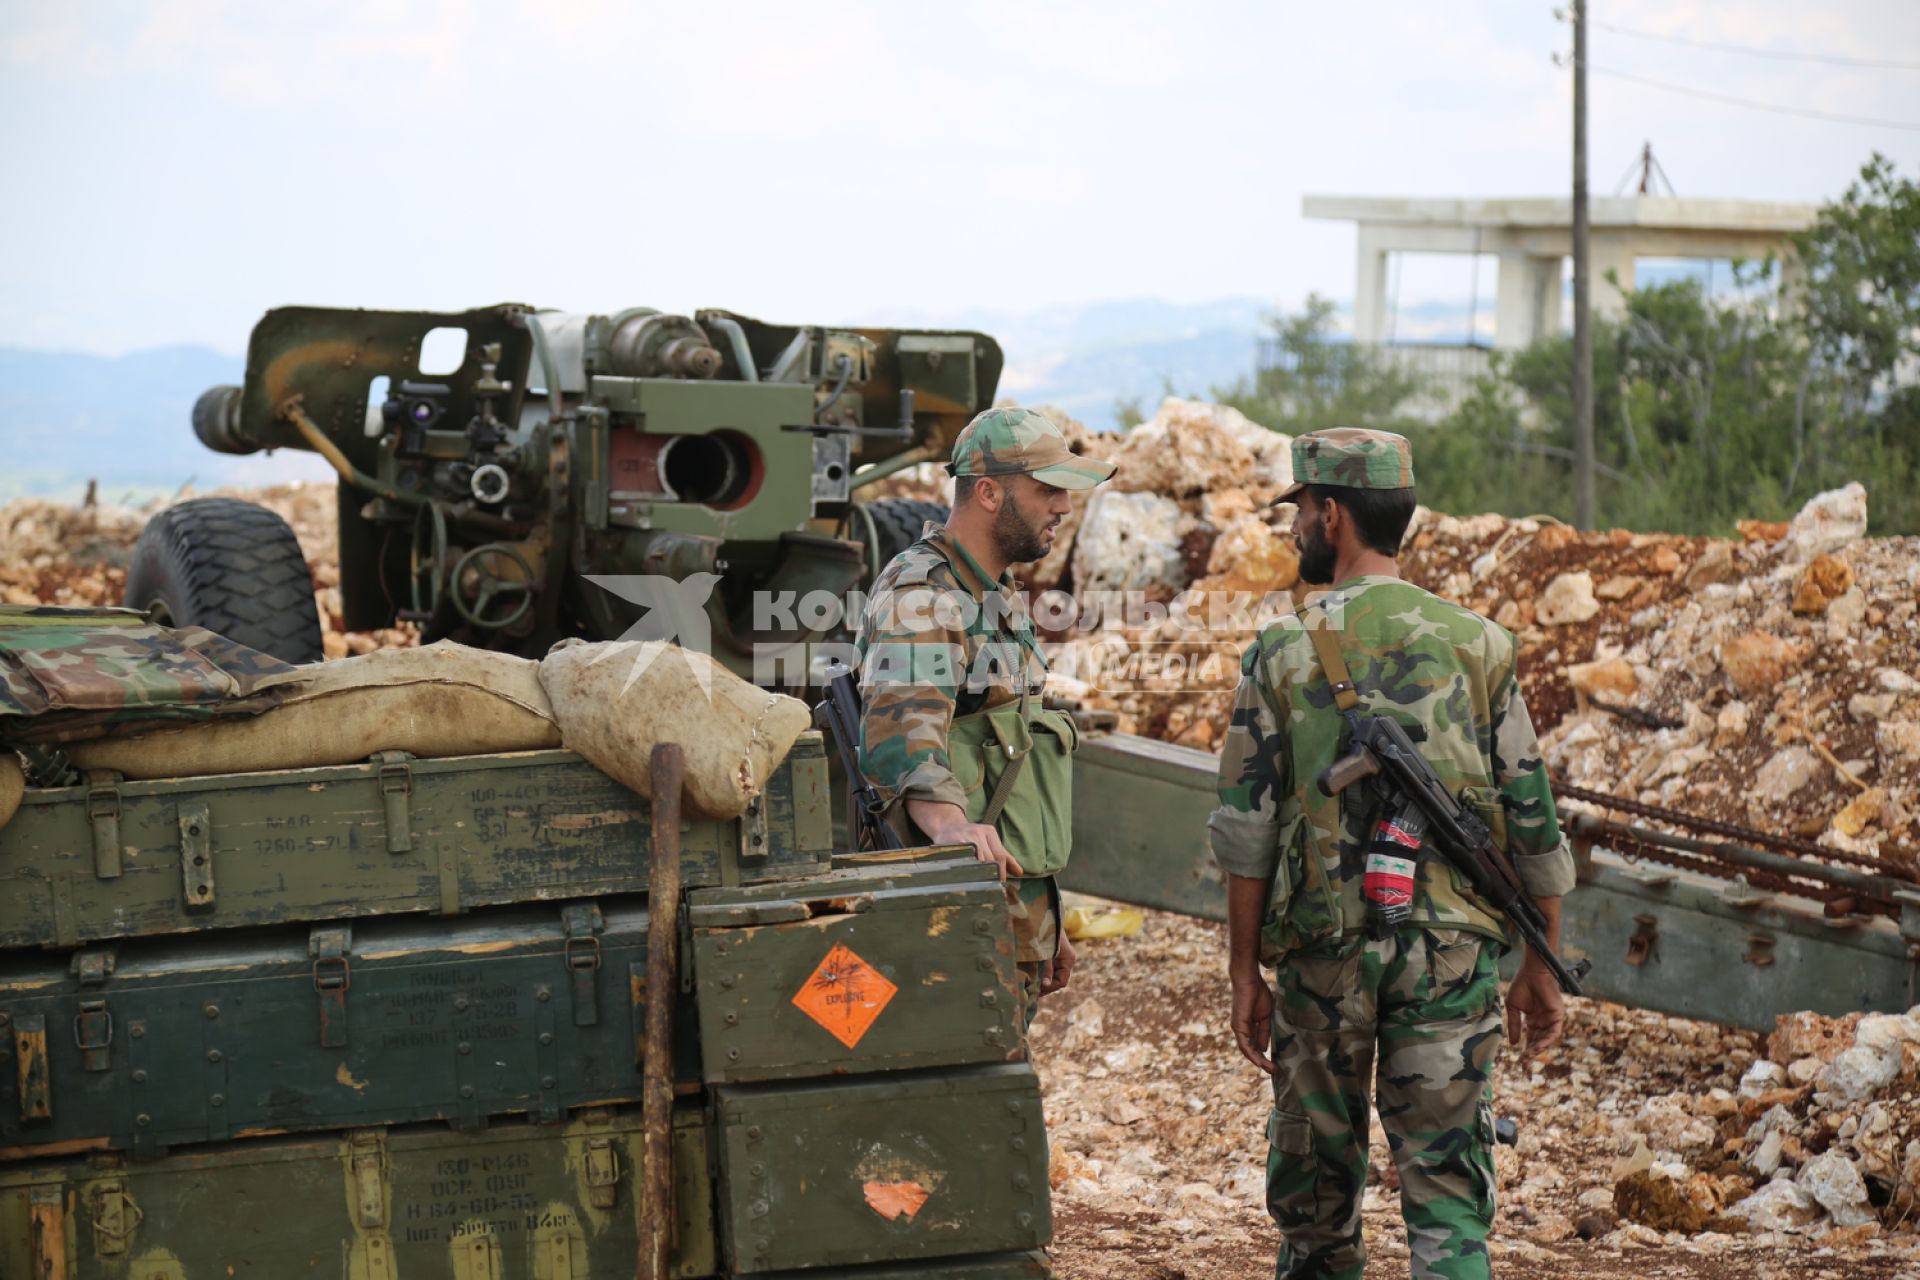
[974,476,1004,512]
[1320,494,1352,547]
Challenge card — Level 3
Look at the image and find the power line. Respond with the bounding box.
[1581,61,1920,132]
[1596,20,1920,71]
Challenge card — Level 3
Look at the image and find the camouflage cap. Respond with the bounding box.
[948,407,1116,491]
[1272,427,1415,506]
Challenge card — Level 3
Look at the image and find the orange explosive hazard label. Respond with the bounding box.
[792,942,898,1048]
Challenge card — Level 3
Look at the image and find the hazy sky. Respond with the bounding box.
[2,0,1916,356]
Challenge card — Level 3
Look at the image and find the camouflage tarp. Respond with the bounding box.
[0,605,299,747]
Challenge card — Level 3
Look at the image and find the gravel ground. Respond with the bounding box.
[1031,905,1919,1279]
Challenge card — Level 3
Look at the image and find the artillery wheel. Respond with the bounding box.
[125,498,324,664]
[861,498,949,574]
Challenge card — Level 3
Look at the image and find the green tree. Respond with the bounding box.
[1214,294,1426,433]
[1412,156,1919,535]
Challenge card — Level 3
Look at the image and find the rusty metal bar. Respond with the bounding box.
[1566,812,1912,906]
[638,742,684,1280]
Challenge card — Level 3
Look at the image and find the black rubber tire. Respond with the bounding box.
[864,498,950,569]
[125,498,325,664]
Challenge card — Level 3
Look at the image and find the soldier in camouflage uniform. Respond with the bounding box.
[856,407,1115,1023]
[1207,429,1577,1279]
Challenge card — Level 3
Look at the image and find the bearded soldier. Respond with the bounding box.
[1209,428,1577,1279]
[856,407,1115,1023]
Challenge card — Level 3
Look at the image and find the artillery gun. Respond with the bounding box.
[132,305,983,668]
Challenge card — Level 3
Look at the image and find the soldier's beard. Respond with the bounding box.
[993,492,1053,564]
[1297,519,1337,585]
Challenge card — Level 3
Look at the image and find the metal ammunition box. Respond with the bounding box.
[0,1107,719,1278]
[0,1081,1051,1279]
[715,1065,1050,1274]
[0,900,686,1160]
[689,858,1026,1083]
[0,735,1057,1276]
[0,741,831,950]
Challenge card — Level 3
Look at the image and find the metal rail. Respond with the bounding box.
[1065,732,1920,1030]
[1552,779,1917,881]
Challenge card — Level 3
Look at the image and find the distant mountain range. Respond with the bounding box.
[0,295,1517,502]
[0,345,333,502]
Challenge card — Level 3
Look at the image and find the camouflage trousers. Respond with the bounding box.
[1266,927,1503,1280]
[1007,874,1059,1029]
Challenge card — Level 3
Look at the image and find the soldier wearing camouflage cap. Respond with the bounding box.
[855,407,1115,1024]
[1209,428,1576,1279]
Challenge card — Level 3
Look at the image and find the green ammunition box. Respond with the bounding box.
[0,739,830,950]
[715,1064,1051,1274]
[0,1106,719,1279]
[690,855,1026,1083]
[0,901,689,1160]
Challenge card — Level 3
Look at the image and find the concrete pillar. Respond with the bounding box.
[1530,256,1565,339]
[1590,234,1636,318]
[1493,253,1535,349]
[1353,225,1391,344]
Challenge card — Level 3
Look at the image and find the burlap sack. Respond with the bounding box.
[68,643,559,779]
[0,753,22,830]
[538,639,811,819]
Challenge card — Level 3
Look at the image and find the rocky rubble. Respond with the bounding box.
[1027,402,1917,880]
[0,484,417,657]
[1036,907,1920,1278]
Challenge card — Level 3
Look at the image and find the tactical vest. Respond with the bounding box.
[1255,589,1515,962]
[946,687,1078,875]
[888,536,1077,877]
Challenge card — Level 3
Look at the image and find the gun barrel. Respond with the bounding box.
[192,385,259,455]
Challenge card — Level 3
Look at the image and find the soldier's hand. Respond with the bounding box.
[1506,961,1566,1058]
[1230,968,1277,1075]
[905,802,1022,882]
[1042,932,1075,995]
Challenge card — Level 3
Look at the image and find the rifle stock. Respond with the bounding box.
[814,660,906,852]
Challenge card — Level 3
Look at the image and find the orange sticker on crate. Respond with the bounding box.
[791,943,898,1048]
[863,1179,931,1221]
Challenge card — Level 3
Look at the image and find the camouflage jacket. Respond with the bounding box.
[0,605,297,747]
[1207,575,1576,958]
[855,524,1046,811]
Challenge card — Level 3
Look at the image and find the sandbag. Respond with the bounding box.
[0,753,21,830]
[538,639,811,819]
[69,643,559,779]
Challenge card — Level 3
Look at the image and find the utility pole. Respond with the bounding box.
[1571,0,1596,529]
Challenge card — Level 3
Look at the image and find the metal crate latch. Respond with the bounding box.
[177,801,215,911]
[70,949,116,1073]
[74,1001,113,1073]
[584,1136,620,1209]
[561,904,604,1028]
[310,926,354,1048]
[737,794,770,866]
[12,1012,51,1121]
[348,1128,389,1228]
[90,1177,142,1256]
[375,752,415,854]
[85,771,124,880]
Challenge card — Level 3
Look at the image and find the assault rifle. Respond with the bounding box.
[813,659,906,852]
[1318,710,1590,996]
